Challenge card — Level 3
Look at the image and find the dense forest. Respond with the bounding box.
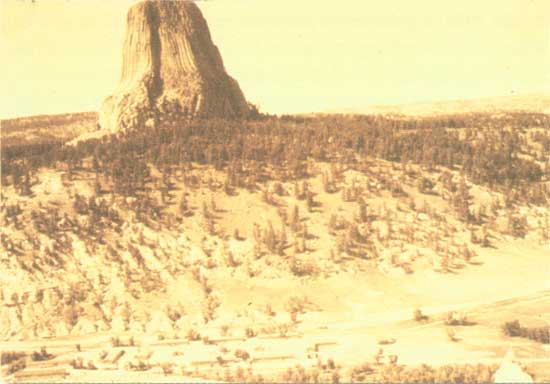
[3,112,550,207]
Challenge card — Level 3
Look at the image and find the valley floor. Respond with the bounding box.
[2,239,549,382]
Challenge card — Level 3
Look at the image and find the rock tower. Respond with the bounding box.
[99,0,249,132]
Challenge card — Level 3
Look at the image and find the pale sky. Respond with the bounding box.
[1,0,550,118]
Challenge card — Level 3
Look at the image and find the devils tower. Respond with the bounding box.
[99,0,249,132]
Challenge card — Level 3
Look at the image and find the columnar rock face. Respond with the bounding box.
[99,0,249,132]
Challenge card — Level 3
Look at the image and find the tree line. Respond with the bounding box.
[3,113,549,206]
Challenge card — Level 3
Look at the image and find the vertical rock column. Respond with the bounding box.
[99,0,249,133]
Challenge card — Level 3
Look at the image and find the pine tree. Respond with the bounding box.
[21,169,32,196]
[179,194,189,216]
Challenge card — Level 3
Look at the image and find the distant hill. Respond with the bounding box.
[1,112,98,148]
[324,93,550,117]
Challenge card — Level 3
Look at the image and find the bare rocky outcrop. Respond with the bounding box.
[99,0,249,133]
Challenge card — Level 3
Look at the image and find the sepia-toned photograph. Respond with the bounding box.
[1,0,550,382]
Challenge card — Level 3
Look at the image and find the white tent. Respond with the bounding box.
[493,347,533,383]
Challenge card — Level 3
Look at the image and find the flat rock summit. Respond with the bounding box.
[99,0,249,133]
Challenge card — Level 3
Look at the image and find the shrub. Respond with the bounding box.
[161,363,174,375]
[1,351,26,365]
[374,362,498,383]
[7,359,26,375]
[244,327,256,338]
[110,336,121,347]
[234,349,250,361]
[413,308,428,322]
[31,346,53,361]
[220,324,229,336]
[186,328,201,341]
[502,319,550,344]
